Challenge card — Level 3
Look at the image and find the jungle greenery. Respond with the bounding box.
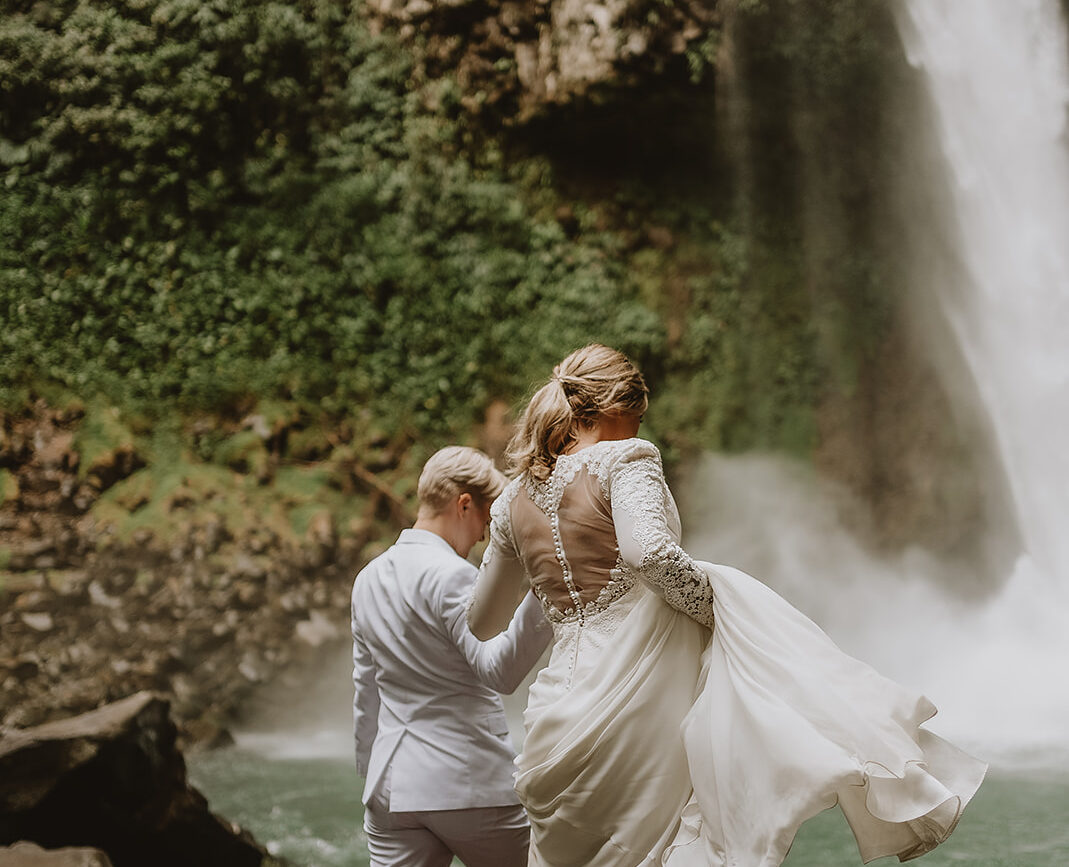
[0,0,904,468]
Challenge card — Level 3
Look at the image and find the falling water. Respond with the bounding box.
[893,0,1069,753]
[683,0,1069,767]
[895,0,1069,591]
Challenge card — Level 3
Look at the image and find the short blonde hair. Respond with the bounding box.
[417,446,507,514]
[506,344,648,482]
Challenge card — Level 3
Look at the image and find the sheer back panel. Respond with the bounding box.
[510,467,619,616]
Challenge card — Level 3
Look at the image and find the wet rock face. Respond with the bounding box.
[0,401,366,743]
[0,547,354,742]
[0,694,266,867]
[0,404,97,574]
[365,0,720,119]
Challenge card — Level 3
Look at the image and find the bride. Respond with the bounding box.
[467,344,986,866]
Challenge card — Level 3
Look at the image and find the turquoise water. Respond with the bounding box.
[189,751,1069,867]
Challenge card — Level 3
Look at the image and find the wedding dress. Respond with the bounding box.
[475,438,986,866]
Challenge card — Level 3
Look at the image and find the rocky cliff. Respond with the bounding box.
[365,0,719,120]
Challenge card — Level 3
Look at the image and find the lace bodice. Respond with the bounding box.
[475,438,715,631]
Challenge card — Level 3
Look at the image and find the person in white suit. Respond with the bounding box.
[351,445,550,867]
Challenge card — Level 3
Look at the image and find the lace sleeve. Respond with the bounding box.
[609,444,715,630]
[467,481,529,639]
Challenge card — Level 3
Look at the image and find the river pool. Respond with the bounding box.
[189,749,1069,867]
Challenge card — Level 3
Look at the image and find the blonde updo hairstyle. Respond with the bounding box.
[507,344,648,482]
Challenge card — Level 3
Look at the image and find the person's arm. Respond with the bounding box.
[351,596,380,776]
[443,560,550,694]
[610,443,715,629]
[467,488,529,640]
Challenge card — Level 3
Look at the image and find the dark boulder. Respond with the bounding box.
[0,693,267,867]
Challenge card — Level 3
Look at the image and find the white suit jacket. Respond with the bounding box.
[351,528,550,812]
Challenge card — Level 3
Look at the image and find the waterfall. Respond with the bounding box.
[682,0,1069,767]
[894,0,1069,756]
[894,0,1069,592]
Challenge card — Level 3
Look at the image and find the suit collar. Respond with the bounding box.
[397,527,456,554]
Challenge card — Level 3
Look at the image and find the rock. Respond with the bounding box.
[18,614,52,633]
[234,581,264,609]
[33,430,76,472]
[170,674,198,708]
[13,517,36,536]
[0,692,267,867]
[58,477,75,501]
[48,571,88,599]
[107,616,129,635]
[11,656,40,681]
[306,510,336,549]
[211,610,240,638]
[85,582,120,610]
[12,590,48,610]
[0,841,112,867]
[71,487,95,512]
[294,609,341,648]
[6,540,54,571]
[200,519,228,555]
[179,719,234,751]
[237,654,263,683]
[240,414,271,441]
[83,445,143,494]
[366,0,719,120]
[278,589,307,614]
[230,552,265,580]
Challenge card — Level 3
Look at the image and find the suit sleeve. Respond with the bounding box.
[351,589,380,777]
[441,562,551,694]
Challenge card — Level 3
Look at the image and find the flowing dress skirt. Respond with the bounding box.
[516,563,987,866]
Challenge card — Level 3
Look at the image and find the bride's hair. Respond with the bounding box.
[506,344,648,481]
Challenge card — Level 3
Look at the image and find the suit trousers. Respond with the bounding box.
[363,774,529,867]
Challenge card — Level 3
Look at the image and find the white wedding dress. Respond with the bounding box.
[473,438,986,866]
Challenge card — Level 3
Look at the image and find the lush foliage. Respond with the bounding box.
[0,0,903,460]
[0,0,662,439]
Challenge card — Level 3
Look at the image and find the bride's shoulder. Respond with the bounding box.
[583,437,661,478]
[597,437,660,460]
[491,477,523,514]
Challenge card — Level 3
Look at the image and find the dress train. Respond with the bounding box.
[665,563,986,865]
[517,563,986,866]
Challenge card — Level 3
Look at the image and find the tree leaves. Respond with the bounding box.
[0,2,664,441]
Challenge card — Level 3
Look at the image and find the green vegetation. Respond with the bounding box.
[637,226,822,455]
[0,0,661,440]
[72,402,138,479]
[0,0,905,488]
[0,469,18,506]
[91,425,380,550]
